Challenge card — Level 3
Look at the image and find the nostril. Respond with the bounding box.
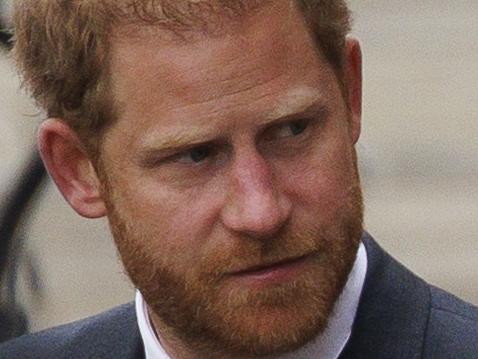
[221,187,291,239]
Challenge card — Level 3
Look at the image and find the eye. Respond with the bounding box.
[176,145,213,164]
[274,119,310,139]
[288,120,308,136]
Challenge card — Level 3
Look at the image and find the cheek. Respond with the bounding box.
[112,174,226,268]
[277,140,357,223]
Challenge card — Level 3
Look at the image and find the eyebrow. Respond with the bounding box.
[137,93,327,163]
[137,127,222,165]
[265,87,324,120]
[262,101,329,127]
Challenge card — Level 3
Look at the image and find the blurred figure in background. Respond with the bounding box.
[0,0,45,342]
[0,0,26,342]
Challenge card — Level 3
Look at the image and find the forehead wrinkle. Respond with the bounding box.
[168,70,279,112]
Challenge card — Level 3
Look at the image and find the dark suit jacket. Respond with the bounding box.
[1,233,477,358]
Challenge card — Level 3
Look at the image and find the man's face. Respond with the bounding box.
[100,1,362,356]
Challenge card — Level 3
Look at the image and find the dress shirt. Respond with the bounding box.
[136,242,367,359]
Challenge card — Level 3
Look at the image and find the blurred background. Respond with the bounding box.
[0,0,477,336]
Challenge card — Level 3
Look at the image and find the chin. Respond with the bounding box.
[200,264,342,357]
[219,308,328,357]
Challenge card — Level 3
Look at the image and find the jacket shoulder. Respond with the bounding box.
[423,286,478,358]
[342,234,478,359]
[0,302,142,359]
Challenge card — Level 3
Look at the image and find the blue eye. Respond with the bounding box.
[274,119,309,138]
[182,146,211,163]
[189,147,210,163]
[289,120,308,136]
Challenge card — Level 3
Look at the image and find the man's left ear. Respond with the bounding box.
[344,36,362,144]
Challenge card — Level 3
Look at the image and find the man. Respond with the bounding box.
[1,0,477,358]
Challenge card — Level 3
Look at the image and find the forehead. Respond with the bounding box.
[107,0,337,138]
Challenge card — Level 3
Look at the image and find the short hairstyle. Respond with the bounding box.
[13,0,351,156]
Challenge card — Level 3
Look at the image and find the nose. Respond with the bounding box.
[220,148,292,239]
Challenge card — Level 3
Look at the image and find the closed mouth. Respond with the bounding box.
[230,254,310,276]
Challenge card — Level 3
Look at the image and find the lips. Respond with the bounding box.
[226,253,313,287]
[231,254,310,276]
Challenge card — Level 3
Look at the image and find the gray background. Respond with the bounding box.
[0,0,477,332]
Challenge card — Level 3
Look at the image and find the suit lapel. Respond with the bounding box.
[339,233,431,359]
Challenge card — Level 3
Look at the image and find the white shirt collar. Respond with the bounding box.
[136,242,367,359]
[135,290,171,359]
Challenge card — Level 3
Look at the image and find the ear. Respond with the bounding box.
[344,36,363,144]
[38,119,106,218]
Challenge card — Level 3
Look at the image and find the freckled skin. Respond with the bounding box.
[99,1,363,358]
